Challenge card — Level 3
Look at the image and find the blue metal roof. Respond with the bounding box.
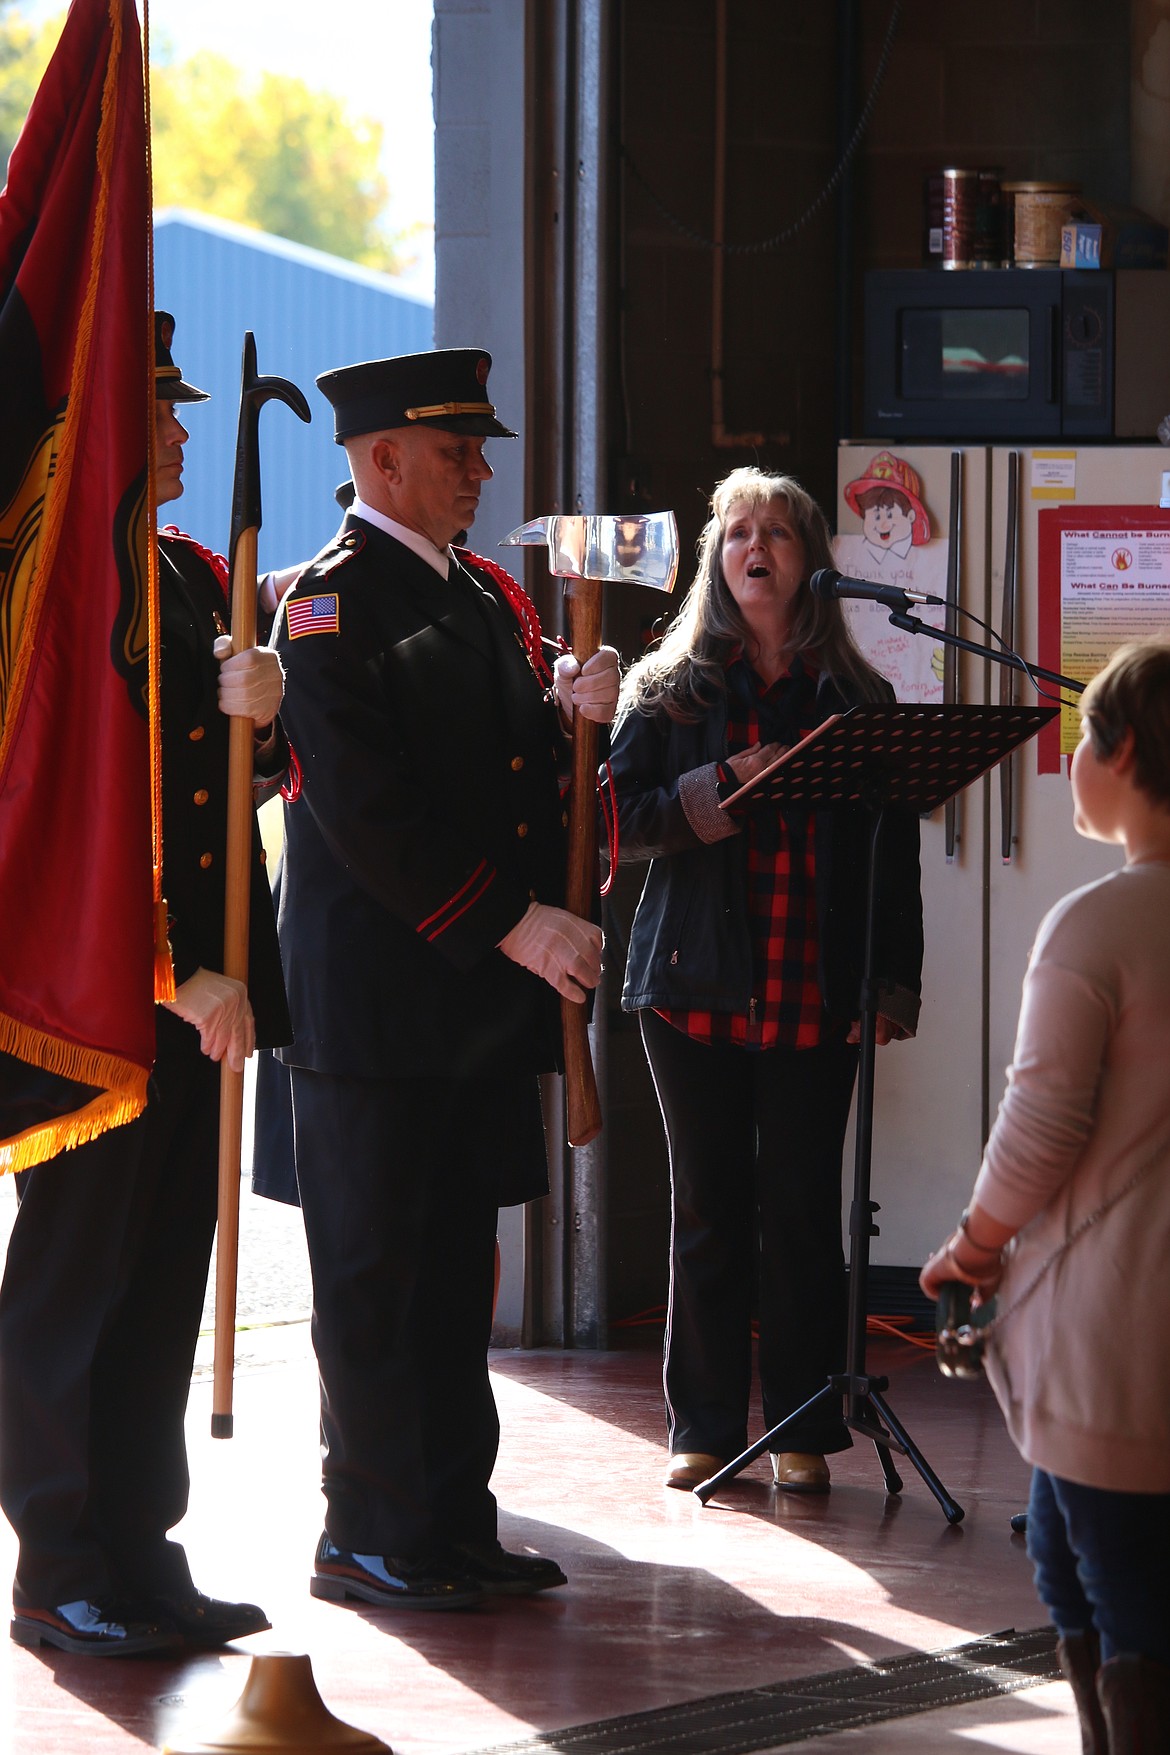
[154,208,433,573]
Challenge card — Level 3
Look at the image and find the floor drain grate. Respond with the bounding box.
[465,1627,1060,1754]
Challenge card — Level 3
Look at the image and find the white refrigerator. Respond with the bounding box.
[834,440,1170,1268]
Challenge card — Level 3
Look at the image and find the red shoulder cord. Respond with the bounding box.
[281,745,303,803]
[159,525,228,597]
[457,548,619,893]
[455,548,558,685]
[598,760,618,897]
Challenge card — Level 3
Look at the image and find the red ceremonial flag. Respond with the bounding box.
[0,0,166,1173]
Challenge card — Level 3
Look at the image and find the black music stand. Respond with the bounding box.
[694,702,1059,1523]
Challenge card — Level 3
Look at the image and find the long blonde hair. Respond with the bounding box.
[619,467,887,724]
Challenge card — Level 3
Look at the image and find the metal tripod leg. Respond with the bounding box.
[867,1383,964,1524]
[692,1385,840,1505]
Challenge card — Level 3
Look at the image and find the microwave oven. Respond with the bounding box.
[863,268,1170,439]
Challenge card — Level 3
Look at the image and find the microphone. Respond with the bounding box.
[808,567,939,611]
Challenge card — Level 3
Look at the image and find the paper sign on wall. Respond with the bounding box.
[1037,505,1170,769]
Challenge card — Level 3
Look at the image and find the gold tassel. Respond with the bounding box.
[154,897,175,1002]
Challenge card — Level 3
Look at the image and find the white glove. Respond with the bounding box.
[498,901,603,1002]
[553,646,621,727]
[214,636,285,726]
[163,967,256,1070]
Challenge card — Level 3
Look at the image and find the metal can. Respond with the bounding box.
[924,168,979,269]
[1003,180,1081,267]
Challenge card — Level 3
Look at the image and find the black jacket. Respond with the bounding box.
[608,671,923,1034]
[158,534,290,1048]
[272,516,569,1079]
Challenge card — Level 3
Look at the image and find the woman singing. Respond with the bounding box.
[608,467,923,1493]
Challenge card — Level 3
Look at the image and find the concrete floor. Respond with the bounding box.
[0,1279,1076,1755]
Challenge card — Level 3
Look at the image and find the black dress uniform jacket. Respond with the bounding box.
[273,515,568,1082]
[159,534,290,1041]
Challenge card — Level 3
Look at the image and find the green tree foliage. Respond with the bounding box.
[1,6,411,275]
[0,1,55,169]
[150,50,408,272]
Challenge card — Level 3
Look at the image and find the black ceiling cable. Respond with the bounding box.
[621,0,902,256]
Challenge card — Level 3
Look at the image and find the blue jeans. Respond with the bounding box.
[1026,1468,1170,1663]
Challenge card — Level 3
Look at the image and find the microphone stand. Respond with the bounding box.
[809,569,1083,697]
[884,606,1084,697]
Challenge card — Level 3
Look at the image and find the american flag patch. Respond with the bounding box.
[286,594,340,639]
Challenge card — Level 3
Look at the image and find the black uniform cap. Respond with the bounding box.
[155,311,209,402]
[316,347,517,443]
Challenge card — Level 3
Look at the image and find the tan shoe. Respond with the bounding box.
[664,1452,725,1491]
[772,1451,830,1493]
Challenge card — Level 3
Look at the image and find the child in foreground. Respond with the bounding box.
[921,638,1170,1753]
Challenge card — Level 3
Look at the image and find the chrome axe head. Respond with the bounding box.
[500,511,679,593]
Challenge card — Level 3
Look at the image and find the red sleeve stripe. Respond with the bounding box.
[422,865,497,941]
[416,859,495,935]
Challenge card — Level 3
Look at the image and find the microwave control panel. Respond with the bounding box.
[1062,276,1112,433]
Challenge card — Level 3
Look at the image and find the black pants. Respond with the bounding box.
[0,1010,218,1607]
[640,1009,858,1460]
[288,1065,545,1559]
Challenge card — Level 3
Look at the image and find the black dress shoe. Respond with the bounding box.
[310,1534,483,1610]
[10,1598,183,1657]
[148,1589,271,1648]
[443,1538,567,1596]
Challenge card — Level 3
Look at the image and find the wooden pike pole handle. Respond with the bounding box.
[212,334,310,1439]
[561,574,603,1148]
[211,525,258,1440]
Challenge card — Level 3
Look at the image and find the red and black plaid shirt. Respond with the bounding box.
[659,654,823,1051]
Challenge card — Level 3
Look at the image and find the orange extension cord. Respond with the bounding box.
[610,1306,937,1354]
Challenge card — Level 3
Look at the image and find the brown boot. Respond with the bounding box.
[1097,1653,1170,1754]
[1056,1631,1107,1755]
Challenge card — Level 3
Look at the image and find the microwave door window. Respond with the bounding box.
[900,308,1030,401]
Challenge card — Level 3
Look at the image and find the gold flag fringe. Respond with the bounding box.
[0,1010,148,1174]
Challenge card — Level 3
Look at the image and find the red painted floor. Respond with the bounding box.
[0,1328,1076,1753]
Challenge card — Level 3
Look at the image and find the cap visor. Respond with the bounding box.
[423,413,517,438]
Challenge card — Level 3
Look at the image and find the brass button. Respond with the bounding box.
[516,822,528,838]
[528,888,537,901]
[260,848,268,865]
[188,725,205,742]
[511,755,524,771]
[199,852,213,869]
[193,789,209,806]
[561,811,569,828]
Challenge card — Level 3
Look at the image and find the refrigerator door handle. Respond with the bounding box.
[944,450,962,861]
[999,451,1020,862]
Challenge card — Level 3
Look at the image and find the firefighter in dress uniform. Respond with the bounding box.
[265,348,619,1608]
[0,314,291,1656]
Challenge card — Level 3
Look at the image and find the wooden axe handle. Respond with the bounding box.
[562,576,603,1148]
